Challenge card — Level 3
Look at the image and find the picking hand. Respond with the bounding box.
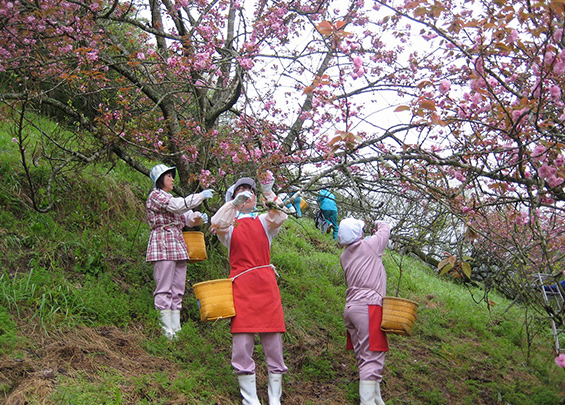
[261,180,274,194]
[199,213,209,223]
[232,190,253,206]
[259,170,275,193]
[201,189,214,199]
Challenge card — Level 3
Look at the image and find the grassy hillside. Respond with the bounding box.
[0,130,564,404]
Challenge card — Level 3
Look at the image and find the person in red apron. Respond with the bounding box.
[211,173,287,405]
[338,217,391,405]
[146,164,214,339]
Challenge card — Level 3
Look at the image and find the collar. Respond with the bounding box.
[236,211,259,220]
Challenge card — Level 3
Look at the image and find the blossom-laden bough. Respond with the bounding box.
[2,0,565,362]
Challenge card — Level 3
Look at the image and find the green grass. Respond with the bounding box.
[0,122,564,404]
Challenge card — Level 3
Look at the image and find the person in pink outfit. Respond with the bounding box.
[146,164,214,339]
[338,217,391,405]
[211,173,287,405]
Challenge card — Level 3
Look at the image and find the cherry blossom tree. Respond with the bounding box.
[2,0,565,344]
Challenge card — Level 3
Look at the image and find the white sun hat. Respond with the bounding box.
[337,217,365,245]
[149,164,176,188]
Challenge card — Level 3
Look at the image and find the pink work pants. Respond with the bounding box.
[232,332,288,375]
[152,260,187,310]
[344,304,386,381]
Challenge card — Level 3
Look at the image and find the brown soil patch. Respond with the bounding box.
[2,322,564,404]
[1,324,178,405]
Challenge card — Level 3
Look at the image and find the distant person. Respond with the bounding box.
[211,172,288,405]
[146,164,214,339]
[289,186,303,218]
[317,189,338,239]
[314,208,331,234]
[338,217,390,405]
[280,187,302,218]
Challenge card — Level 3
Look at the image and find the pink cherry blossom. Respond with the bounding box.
[547,175,564,188]
[550,85,561,101]
[353,56,363,69]
[439,79,451,94]
[237,57,254,70]
[259,170,274,185]
[532,145,548,161]
[538,164,556,179]
[554,61,565,75]
[555,354,565,368]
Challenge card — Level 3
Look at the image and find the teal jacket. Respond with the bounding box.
[317,189,337,211]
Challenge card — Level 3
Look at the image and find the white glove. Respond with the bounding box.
[259,171,275,193]
[201,189,214,199]
[261,178,274,193]
[232,190,253,206]
[199,213,209,223]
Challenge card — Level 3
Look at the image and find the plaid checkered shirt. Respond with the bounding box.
[145,189,202,262]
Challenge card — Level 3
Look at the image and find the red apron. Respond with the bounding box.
[346,305,389,352]
[229,217,285,333]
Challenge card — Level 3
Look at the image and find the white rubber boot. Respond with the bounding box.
[376,381,386,405]
[171,309,181,335]
[268,373,282,405]
[159,309,174,339]
[238,374,261,405]
[359,380,377,405]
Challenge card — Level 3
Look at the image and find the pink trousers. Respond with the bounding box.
[152,260,187,310]
[231,332,288,375]
[344,304,386,381]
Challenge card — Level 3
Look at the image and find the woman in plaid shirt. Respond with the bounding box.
[146,164,214,339]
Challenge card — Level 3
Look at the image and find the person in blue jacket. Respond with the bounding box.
[280,188,303,218]
[317,189,338,239]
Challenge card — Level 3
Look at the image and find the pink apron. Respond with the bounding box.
[346,305,389,352]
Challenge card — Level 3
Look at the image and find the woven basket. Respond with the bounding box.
[183,231,207,263]
[381,296,419,336]
[300,198,308,211]
[192,278,235,322]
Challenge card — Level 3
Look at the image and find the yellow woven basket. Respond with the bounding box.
[381,296,419,336]
[300,199,308,211]
[183,231,207,263]
[192,278,235,322]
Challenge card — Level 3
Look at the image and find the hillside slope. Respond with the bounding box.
[0,143,563,404]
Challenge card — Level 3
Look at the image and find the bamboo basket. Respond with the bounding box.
[381,296,419,336]
[300,198,308,211]
[182,231,207,263]
[192,278,235,322]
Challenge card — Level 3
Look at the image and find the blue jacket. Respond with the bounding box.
[317,189,337,211]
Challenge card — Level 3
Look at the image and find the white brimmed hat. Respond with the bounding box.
[149,164,176,188]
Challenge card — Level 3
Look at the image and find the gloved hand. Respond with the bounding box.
[201,189,214,199]
[232,190,253,206]
[259,171,275,193]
